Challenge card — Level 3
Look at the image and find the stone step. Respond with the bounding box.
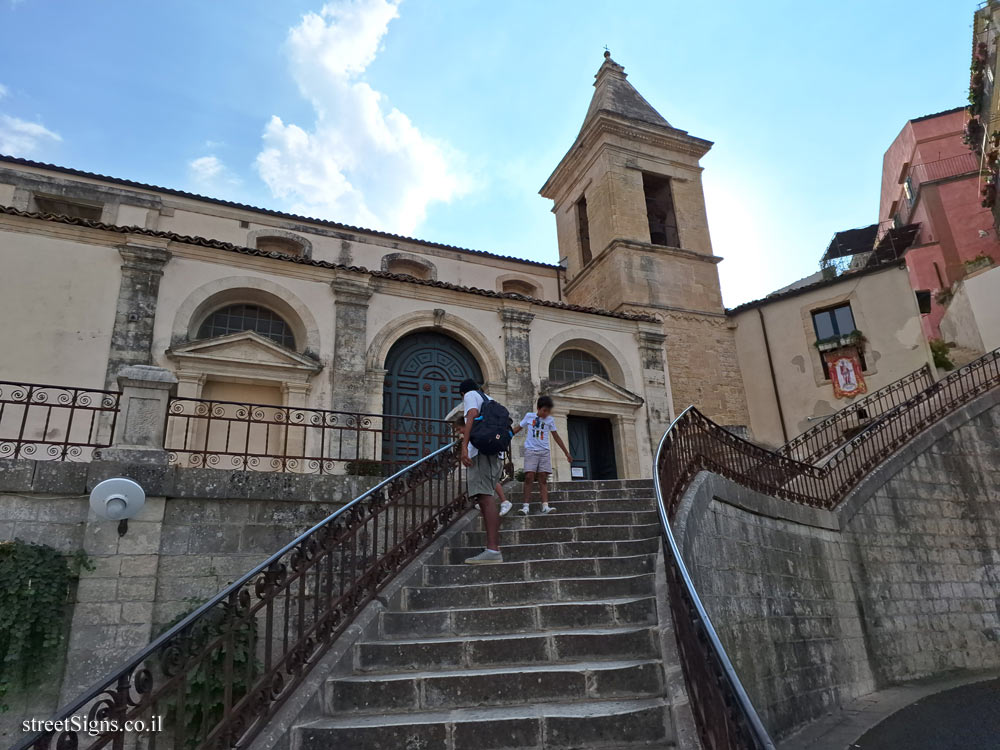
[463,522,661,547]
[443,537,660,564]
[298,697,673,750]
[476,509,659,531]
[404,573,656,610]
[422,553,656,586]
[538,479,655,491]
[379,596,657,639]
[506,487,656,502]
[326,659,664,714]
[505,498,655,514]
[355,626,660,673]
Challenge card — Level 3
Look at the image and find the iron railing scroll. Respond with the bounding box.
[0,380,119,461]
[777,364,934,463]
[653,347,1000,748]
[15,440,468,750]
[165,396,451,475]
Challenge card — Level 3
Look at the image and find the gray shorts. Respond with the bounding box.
[468,453,503,497]
[524,451,552,474]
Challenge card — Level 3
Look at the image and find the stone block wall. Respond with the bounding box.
[0,458,377,746]
[843,404,1000,684]
[674,391,1000,740]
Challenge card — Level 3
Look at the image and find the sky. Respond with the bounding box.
[0,0,978,306]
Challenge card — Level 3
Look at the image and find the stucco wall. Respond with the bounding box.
[732,265,932,447]
[0,227,120,388]
[941,263,1000,353]
[673,390,1000,739]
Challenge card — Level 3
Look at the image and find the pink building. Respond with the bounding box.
[878,107,995,339]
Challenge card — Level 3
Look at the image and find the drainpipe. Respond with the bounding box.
[757,307,789,443]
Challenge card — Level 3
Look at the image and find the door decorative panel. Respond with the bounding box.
[382,332,483,466]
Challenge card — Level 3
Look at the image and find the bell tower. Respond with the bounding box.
[541,52,749,429]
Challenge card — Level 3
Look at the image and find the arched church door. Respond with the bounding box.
[382,332,483,467]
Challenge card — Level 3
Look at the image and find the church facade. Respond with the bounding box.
[0,54,746,480]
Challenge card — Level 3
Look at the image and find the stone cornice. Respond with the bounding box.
[563,237,721,297]
[118,240,171,273]
[499,307,535,329]
[541,113,712,200]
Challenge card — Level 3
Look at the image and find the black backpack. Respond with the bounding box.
[469,391,513,455]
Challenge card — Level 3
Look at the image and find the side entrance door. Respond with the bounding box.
[567,416,618,481]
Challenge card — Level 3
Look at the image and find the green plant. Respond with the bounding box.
[514,468,526,482]
[929,339,955,371]
[813,329,865,350]
[964,253,995,269]
[158,599,260,748]
[935,289,954,306]
[344,458,384,477]
[0,540,89,711]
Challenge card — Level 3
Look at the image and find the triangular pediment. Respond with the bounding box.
[167,331,322,372]
[550,375,643,406]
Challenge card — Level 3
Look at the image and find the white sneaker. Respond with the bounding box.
[540,505,556,514]
[499,500,512,516]
[465,549,503,565]
[518,504,530,515]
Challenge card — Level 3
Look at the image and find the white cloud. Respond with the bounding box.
[188,154,241,192]
[0,114,61,157]
[255,0,469,234]
[0,84,7,100]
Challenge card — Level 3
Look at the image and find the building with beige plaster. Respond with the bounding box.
[1,55,746,480]
[730,263,934,448]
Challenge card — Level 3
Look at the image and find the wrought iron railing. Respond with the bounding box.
[164,396,451,475]
[654,347,1000,748]
[15,440,468,750]
[0,380,119,461]
[777,364,935,463]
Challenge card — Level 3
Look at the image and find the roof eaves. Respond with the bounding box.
[0,154,560,270]
[0,205,655,323]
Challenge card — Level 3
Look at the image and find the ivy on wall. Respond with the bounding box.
[159,599,260,748]
[0,539,91,710]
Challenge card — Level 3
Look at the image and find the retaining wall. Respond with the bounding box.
[674,390,1000,739]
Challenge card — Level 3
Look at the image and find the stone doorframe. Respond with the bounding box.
[547,376,645,480]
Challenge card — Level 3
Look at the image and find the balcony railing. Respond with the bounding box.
[164,397,452,475]
[0,381,119,462]
[897,152,981,225]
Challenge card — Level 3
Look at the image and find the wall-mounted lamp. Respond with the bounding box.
[89,477,146,536]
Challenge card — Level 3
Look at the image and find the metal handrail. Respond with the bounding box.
[653,346,1000,747]
[777,363,934,463]
[653,412,776,750]
[16,439,467,750]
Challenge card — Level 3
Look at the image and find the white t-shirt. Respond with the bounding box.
[463,390,487,459]
[520,412,557,454]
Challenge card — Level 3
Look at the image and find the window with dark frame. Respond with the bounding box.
[812,303,866,379]
[197,304,295,349]
[642,172,680,247]
[915,290,932,315]
[34,195,103,221]
[576,196,592,265]
[548,349,608,385]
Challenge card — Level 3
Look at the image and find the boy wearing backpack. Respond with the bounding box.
[511,395,573,515]
[458,379,513,564]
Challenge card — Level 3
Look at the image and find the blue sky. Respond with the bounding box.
[0,0,976,306]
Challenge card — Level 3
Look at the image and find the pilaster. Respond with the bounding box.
[103,239,172,390]
[499,306,535,435]
[330,273,375,414]
[636,326,673,452]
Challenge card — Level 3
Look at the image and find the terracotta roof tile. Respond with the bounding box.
[0,154,560,269]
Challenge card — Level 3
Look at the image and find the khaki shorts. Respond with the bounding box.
[468,453,503,497]
[524,451,552,474]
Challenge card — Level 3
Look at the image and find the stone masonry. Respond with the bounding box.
[674,390,1000,740]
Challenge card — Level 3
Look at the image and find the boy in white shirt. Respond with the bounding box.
[512,395,572,515]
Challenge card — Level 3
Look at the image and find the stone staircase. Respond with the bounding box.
[295,479,679,750]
